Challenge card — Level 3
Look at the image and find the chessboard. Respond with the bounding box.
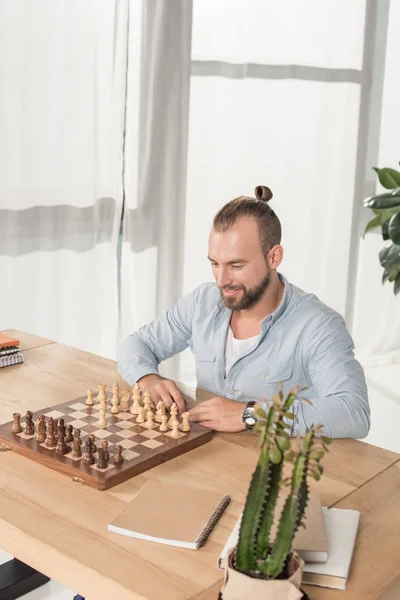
[0,384,213,490]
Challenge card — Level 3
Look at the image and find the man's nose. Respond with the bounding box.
[217,268,232,288]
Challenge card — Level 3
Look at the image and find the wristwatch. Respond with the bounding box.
[242,400,257,430]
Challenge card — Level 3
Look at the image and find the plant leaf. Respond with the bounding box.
[379,241,393,267]
[320,436,332,445]
[363,215,381,237]
[364,192,400,210]
[394,275,400,296]
[373,167,400,189]
[389,212,400,245]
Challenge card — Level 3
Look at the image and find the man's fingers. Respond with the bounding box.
[188,408,211,422]
[167,384,186,413]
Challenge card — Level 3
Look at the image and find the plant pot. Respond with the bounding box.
[220,549,305,600]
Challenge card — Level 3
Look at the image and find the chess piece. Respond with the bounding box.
[83,439,94,465]
[144,410,155,429]
[136,406,145,423]
[159,415,168,432]
[35,415,46,442]
[168,404,179,429]
[112,382,120,397]
[96,447,108,469]
[155,400,166,423]
[143,390,152,414]
[65,424,74,443]
[180,411,191,432]
[97,405,107,428]
[97,383,107,404]
[44,418,56,447]
[53,419,59,441]
[55,424,70,455]
[24,411,34,436]
[88,433,97,453]
[12,413,22,434]
[86,389,94,406]
[120,388,130,412]
[130,383,141,415]
[114,445,123,465]
[111,391,119,414]
[170,420,180,439]
[59,418,66,437]
[101,440,109,461]
[72,429,82,458]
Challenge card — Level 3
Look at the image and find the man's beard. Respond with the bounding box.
[219,271,271,310]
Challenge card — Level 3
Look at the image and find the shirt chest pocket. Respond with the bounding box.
[245,362,294,397]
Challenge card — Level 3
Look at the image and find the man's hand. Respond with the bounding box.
[188,396,246,432]
[137,374,186,413]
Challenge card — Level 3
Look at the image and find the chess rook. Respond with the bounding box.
[12,413,22,434]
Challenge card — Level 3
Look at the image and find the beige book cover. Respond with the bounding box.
[302,507,360,590]
[218,493,328,569]
[108,480,231,550]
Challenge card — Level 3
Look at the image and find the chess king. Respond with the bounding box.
[118,185,370,439]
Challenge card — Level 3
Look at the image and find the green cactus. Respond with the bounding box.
[234,386,330,579]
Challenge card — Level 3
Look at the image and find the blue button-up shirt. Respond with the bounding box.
[118,275,370,439]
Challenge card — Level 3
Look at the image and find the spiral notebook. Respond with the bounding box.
[108,480,231,550]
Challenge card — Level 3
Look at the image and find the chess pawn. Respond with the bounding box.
[72,429,82,458]
[44,418,56,447]
[97,383,107,404]
[96,447,108,469]
[112,382,120,397]
[120,388,130,412]
[168,404,179,429]
[24,411,34,435]
[86,389,94,406]
[143,390,152,414]
[111,391,120,414]
[159,415,168,432]
[35,415,46,443]
[136,406,145,423]
[88,433,97,453]
[170,420,180,439]
[55,425,70,455]
[97,406,107,428]
[65,424,74,443]
[83,439,94,465]
[101,440,109,461]
[12,413,22,434]
[130,383,141,415]
[53,419,59,442]
[114,445,123,465]
[180,411,191,433]
[59,418,66,437]
[155,400,165,423]
[144,410,155,429]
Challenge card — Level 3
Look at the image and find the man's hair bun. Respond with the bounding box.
[254,185,273,202]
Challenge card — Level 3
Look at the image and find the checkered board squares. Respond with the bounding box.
[0,394,212,490]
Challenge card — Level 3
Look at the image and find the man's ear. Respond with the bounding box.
[268,245,284,269]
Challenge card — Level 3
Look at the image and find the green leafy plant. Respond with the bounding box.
[234,386,330,580]
[363,165,400,295]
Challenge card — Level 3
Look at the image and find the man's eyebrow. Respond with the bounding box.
[207,255,248,265]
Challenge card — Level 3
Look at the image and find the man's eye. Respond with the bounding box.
[232,265,243,270]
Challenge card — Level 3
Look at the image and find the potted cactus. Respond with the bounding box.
[220,386,330,600]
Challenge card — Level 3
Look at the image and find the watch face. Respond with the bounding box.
[243,406,256,428]
[245,416,256,426]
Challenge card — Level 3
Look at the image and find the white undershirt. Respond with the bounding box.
[225,327,260,377]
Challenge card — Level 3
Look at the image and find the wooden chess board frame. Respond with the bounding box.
[0,395,213,490]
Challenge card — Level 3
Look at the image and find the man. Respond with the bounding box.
[118,186,370,439]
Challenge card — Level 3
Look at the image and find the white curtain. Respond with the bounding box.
[1,0,398,381]
[0,0,129,358]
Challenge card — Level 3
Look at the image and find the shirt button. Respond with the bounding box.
[265,375,270,380]
[228,388,233,394]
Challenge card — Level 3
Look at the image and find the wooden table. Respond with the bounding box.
[1,330,400,600]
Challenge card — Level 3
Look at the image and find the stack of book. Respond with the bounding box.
[0,333,24,368]
[218,494,360,591]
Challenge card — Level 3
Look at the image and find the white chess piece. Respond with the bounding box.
[120,389,130,411]
[145,410,155,429]
[86,389,94,406]
[130,383,141,415]
[180,411,191,432]
[136,406,145,423]
[170,420,180,439]
[111,391,119,414]
[159,415,168,432]
[155,400,165,423]
[97,406,107,428]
